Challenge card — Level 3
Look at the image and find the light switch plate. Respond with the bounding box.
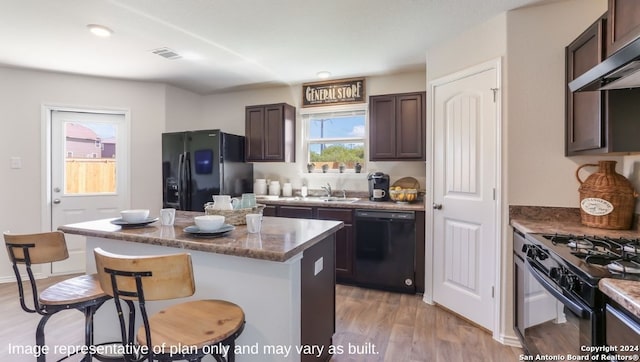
[314,257,323,276]
[10,157,21,169]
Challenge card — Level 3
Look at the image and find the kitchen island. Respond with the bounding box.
[59,211,342,362]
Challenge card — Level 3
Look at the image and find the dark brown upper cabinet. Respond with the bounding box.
[607,0,640,56]
[369,92,425,161]
[245,103,295,162]
[566,14,640,155]
[566,15,607,155]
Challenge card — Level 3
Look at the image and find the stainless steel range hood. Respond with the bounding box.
[569,36,640,92]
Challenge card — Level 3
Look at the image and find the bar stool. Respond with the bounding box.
[4,231,117,362]
[93,247,245,362]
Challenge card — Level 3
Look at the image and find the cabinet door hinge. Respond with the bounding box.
[490,88,499,103]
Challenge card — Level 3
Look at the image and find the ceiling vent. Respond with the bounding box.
[151,47,182,60]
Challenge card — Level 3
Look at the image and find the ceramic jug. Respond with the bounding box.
[210,195,239,210]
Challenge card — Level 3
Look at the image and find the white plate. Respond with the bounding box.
[183,224,235,237]
[110,217,158,227]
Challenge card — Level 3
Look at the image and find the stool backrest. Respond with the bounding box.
[3,231,70,314]
[4,231,69,265]
[93,247,195,301]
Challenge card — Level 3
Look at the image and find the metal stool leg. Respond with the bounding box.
[83,306,95,362]
[36,314,53,362]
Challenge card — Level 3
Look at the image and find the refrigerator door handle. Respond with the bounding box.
[185,152,192,210]
[178,152,185,210]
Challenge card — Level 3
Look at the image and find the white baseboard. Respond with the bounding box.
[497,333,522,348]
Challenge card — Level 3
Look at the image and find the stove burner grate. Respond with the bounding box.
[607,260,640,275]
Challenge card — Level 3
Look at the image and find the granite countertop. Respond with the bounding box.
[257,197,425,211]
[509,206,640,239]
[599,278,640,319]
[58,211,343,262]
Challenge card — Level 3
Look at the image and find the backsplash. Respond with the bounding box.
[252,160,426,193]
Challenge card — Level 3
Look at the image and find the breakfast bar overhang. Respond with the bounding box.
[58,211,342,362]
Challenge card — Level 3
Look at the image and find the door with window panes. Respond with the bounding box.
[304,108,366,173]
[50,110,128,275]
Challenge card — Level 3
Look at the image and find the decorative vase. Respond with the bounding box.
[321,164,329,173]
[354,162,362,173]
[338,163,346,173]
[307,163,315,173]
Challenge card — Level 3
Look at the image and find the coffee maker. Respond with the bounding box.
[367,172,390,201]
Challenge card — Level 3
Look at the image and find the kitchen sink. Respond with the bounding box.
[279,196,360,203]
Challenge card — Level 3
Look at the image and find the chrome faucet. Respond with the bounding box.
[320,183,332,197]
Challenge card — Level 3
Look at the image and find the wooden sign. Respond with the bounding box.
[302,78,366,107]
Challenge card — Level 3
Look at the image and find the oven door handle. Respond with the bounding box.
[526,259,589,319]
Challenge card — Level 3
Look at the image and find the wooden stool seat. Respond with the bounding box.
[137,299,245,349]
[94,247,246,361]
[39,273,107,305]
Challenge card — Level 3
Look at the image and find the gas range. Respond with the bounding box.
[528,233,640,283]
[514,230,640,355]
[513,230,640,356]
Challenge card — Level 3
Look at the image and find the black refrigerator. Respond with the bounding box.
[162,130,253,211]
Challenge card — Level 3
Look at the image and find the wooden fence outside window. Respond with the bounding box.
[65,158,116,194]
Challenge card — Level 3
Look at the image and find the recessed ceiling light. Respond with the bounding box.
[87,24,113,37]
[317,71,331,79]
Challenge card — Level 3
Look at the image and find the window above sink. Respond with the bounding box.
[302,105,366,174]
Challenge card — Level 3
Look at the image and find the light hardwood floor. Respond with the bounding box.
[332,284,522,362]
[0,276,522,361]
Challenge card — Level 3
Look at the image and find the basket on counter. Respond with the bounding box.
[576,161,638,230]
[205,203,266,225]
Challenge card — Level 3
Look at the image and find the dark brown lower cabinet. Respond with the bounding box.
[300,234,335,361]
[277,206,314,219]
[262,205,277,216]
[316,208,355,282]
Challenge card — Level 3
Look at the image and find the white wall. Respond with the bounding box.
[506,0,610,208]
[623,154,640,213]
[201,71,428,192]
[0,66,166,278]
[427,13,508,81]
[165,85,204,132]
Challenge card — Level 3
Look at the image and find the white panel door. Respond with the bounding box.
[432,65,497,330]
[50,110,128,274]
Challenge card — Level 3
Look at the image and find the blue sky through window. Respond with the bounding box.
[309,115,365,139]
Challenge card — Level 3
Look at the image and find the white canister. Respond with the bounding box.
[269,181,281,196]
[254,179,267,195]
[282,183,292,197]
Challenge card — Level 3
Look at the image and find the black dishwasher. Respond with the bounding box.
[354,209,416,293]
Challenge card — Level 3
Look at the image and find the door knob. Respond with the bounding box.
[433,203,442,210]
[53,199,61,204]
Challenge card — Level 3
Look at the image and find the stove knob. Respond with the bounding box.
[536,250,548,260]
[525,246,536,258]
[568,277,581,292]
[559,273,571,289]
[560,275,580,292]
